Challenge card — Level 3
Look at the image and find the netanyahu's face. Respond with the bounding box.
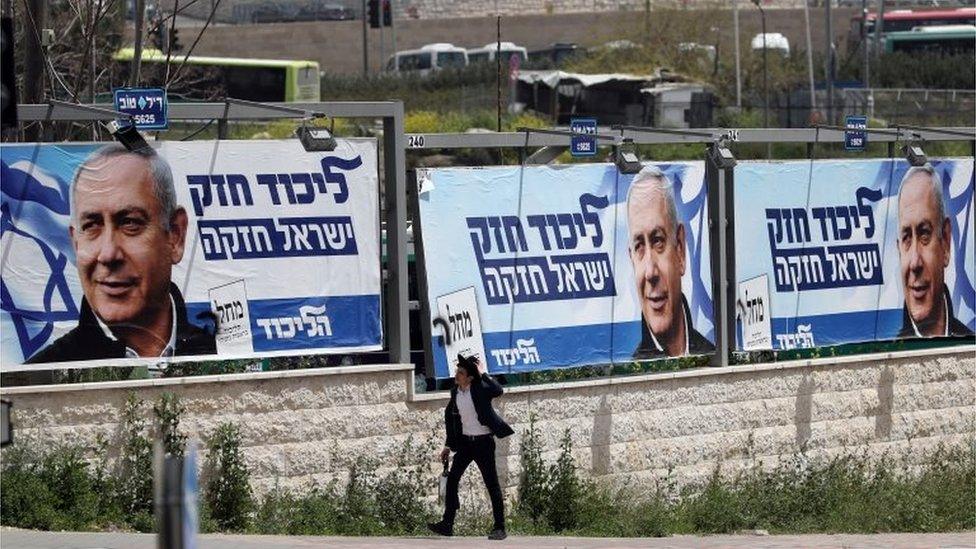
[628,179,686,352]
[71,153,187,328]
[897,172,951,334]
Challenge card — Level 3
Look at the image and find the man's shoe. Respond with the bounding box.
[427,521,453,536]
[488,528,507,540]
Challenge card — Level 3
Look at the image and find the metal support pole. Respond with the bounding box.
[383,101,409,364]
[361,0,369,74]
[751,0,770,157]
[825,0,834,124]
[733,0,741,110]
[131,0,145,86]
[760,6,768,133]
[707,144,734,368]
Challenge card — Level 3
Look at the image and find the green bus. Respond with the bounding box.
[883,25,976,55]
[113,48,321,102]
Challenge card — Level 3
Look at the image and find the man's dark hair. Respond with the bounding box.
[456,354,480,378]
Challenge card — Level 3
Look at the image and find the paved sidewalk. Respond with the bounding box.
[2,528,974,549]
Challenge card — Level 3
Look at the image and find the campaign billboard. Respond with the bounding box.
[1,139,382,370]
[417,162,715,378]
[734,158,975,351]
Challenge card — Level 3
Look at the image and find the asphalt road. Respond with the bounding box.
[1,528,974,549]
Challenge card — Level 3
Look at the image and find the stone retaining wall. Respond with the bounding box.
[2,347,973,499]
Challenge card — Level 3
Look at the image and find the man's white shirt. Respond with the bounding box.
[456,386,492,436]
[94,296,177,358]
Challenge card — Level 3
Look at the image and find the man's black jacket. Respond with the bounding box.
[633,293,715,360]
[897,284,974,339]
[444,373,514,452]
[27,283,216,363]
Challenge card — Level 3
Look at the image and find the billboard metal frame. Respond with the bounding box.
[8,103,975,376]
[403,126,974,373]
[13,101,410,366]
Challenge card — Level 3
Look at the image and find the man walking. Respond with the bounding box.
[429,354,514,540]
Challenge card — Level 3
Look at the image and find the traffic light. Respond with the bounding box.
[1,17,16,129]
[368,0,379,28]
[367,0,390,28]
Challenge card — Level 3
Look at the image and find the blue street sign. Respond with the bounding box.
[570,118,597,157]
[845,115,867,152]
[114,87,168,130]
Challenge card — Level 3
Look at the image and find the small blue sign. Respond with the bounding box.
[114,87,168,130]
[570,118,597,157]
[845,115,867,151]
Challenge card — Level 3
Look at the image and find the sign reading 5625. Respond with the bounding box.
[114,87,168,130]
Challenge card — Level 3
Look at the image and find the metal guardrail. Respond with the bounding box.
[402,127,975,149]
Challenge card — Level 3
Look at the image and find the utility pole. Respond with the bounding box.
[733,0,741,110]
[361,0,368,74]
[876,0,884,57]
[131,0,146,86]
[861,0,869,89]
[876,0,886,56]
[390,0,396,61]
[496,14,501,133]
[379,14,384,73]
[825,0,834,124]
[23,0,47,103]
[752,0,769,158]
[23,0,46,140]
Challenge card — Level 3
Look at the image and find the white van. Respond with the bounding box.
[467,42,528,64]
[751,33,790,56]
[385,43,468,74]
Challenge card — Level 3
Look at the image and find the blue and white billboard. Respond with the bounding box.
[734,158,975,350]
[1,139,382,370]
[417,162,715,378]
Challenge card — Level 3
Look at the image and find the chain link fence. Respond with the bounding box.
[843,88,976,126]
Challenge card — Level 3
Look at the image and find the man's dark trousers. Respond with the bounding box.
[443,434,504,530]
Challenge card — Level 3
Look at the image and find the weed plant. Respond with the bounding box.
[203,423,253,532]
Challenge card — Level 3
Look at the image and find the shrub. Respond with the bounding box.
[545,430,582,532]
[153,392,187,458]
[203,423,253,532]
[1,445,61,529]
[373,435,436,534]
[113,394,154,526]
[0,440,117,531]
[516,415,549,523]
